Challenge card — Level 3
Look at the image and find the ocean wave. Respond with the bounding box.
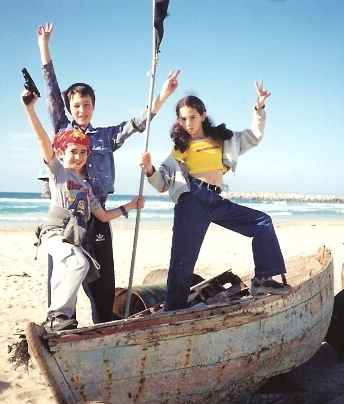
[1,192,344,227]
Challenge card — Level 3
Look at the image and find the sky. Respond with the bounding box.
[1,0,343,196]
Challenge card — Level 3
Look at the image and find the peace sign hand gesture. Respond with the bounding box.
[255,79,271,110]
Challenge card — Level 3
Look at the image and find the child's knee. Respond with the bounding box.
[67,249,90,274]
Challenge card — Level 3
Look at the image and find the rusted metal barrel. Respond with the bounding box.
[113,284,167,319]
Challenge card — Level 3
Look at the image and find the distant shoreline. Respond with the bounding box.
[221,191,344,203]
[1,190,343,204]
[1,190,344,203]
[158,189,344,203]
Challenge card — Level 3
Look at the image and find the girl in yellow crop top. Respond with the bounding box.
[141,81,291,313]
[170,99,232,185]
[171,138,225,175]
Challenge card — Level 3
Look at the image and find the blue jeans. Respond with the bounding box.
[164,181,286,312]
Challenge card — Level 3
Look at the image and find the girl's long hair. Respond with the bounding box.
[170,95,234,153]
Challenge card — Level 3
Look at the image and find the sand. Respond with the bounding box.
[1,220,344,403]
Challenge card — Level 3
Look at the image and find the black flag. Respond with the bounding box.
[154,0,169,52]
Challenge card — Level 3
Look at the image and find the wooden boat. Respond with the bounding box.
[26,245,334,404]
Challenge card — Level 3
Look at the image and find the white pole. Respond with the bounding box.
[124,0,159,319]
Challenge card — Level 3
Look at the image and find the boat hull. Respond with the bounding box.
[26,247,334,404]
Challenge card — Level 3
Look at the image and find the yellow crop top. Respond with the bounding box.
[171,138,227,174]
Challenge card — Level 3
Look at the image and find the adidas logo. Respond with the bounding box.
[95,233,105,242]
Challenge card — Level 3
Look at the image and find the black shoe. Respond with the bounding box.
[250,276,292,297]
[43,314,78,333]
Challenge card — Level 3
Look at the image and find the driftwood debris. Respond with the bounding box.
[8,335,30,371]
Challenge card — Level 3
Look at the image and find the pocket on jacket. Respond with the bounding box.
[91,144,112,156]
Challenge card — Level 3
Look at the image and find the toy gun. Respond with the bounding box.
[22,68,41,105]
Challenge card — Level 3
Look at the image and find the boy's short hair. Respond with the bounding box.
[63,83,96,113]
[53,129,90,152]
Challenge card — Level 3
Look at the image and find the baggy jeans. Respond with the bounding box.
[164,181,286,312]
[42,229,89,319]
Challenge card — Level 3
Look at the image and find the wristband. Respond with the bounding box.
[254,105,265,111]
[119,205,128,218]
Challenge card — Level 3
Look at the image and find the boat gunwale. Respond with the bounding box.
[41,248,333,345]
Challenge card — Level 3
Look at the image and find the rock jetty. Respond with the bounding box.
[159,186,344,203]
[221,191,344,203]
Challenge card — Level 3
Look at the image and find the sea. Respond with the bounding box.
[1,191,344,228]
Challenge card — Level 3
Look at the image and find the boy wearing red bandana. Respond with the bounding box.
[21,91,145,332]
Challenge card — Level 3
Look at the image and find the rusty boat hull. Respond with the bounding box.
[26,246,334,404]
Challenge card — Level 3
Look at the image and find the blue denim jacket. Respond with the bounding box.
[42,61,152,204]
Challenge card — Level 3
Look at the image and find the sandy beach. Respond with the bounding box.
[1,220,344,403]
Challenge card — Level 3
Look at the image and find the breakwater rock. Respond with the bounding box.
[222,191,344,203]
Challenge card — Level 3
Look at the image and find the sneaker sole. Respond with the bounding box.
[251,285,292,297]
[44,320,78,333]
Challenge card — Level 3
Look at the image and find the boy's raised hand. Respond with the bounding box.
[151,70,180,115]
[20,90,54,165]
[161,70,180,98]
[37,22,54,48]
[20,90,38,108]
[37,23,54,65]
